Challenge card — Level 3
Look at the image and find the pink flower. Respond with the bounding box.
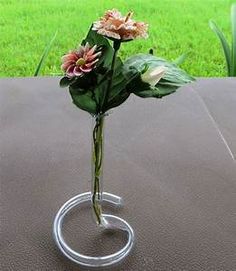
[92,9,148,41]
[61,42,101,78]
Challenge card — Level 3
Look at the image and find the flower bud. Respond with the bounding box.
[141,66,165,86]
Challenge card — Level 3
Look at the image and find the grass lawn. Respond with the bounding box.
[0,0,234,77]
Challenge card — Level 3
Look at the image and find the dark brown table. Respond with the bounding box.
[1,77,236,271]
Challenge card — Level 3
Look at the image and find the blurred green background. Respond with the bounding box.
[0,0,234,77]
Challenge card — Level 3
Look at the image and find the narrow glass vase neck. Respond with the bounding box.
[91,114,105,225]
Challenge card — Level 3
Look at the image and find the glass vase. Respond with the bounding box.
[91,114,104,225]
[53,113,135,267]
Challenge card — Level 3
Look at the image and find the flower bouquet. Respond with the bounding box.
[53,9,194,267]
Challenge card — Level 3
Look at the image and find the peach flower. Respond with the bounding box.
[61,42,101,78]
[92,9,148,41]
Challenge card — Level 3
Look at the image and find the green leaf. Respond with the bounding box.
[134,85,176,99]
[93,78,108,109]
[105,91,130,111]
[125,72,150,93]
[82,25,113,69]
[209,20,231,76]
[123,68,178,99]
[34,30,57,76]
[123,53,194,98]
[60,77,75,88]
[94,56,131,112]
[231,3,236,76]
[134,88,161,98]
[105,57,134,110]
[107,57,127,100]
[71,72,98,90]
[155,84,177,96]
[69,87,97,114]
[124,54,194,84]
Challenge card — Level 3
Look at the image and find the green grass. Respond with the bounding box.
[0,0,235,77]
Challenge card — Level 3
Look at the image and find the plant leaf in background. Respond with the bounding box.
[209,20,231,76]
[209,3,236,76]
[174,53,188,66]
[34,31,58,76]
[231,3,236,76]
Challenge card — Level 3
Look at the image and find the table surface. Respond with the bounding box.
[1,77,236,271]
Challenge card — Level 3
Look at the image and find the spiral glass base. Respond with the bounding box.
[53,192,135,267]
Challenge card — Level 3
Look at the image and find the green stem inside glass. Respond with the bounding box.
[92,114,104,225]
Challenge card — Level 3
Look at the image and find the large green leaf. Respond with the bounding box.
[107,58,127,100]
[94,77,108,110]
[209,20,231,76]
[105,56,136,111]
[60,76,76,88]
[123,54,194,98]
[134,85,176,99]
[105,91,130,111]
[123,54,194,85]
[69,87,97,114]
[155,84,178,96]
[82,26,113,69]
[231,3,236,76]
[93,56,131,112]
[127,74,177,99]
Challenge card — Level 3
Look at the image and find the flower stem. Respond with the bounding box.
[91,40,120,224]
[92,114,104,225]
[101,40,121,113]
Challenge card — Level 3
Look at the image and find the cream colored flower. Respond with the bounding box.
[141,66,166,86]
[92,9,148,41]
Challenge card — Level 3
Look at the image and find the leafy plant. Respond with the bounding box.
[34,31,57,76]
[59,9,194,227]
[209,3,236,76]
[60,27,194,115]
